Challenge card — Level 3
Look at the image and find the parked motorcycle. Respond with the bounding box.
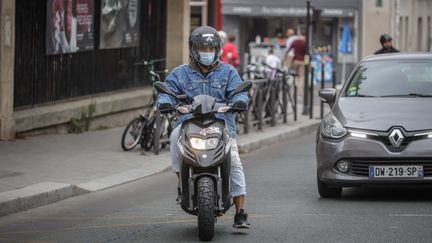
[155,81,252,241]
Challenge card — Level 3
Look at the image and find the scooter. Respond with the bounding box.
[155,81,252,241]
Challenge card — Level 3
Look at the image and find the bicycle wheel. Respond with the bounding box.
[142,118,155,151]
[140,125,151,150]
[153,112,167,155]
[121,117,147,151]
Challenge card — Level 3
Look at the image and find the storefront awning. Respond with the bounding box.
[222,4,355,18]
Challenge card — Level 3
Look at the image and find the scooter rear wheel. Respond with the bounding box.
[197,177,215,241]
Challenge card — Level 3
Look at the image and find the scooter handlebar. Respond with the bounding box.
[174,102,247,115]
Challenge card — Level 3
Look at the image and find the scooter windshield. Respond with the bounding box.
[192,95,216,115]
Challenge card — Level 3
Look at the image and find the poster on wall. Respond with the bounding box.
[46,0,94,55]
[99,0,140,49]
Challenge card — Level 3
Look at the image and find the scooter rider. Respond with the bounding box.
[157,26,251,229]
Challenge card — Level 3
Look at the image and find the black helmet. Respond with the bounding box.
[379,34,392,45]
[189,26,222,67]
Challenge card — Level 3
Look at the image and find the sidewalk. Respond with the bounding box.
[0,111,322,217]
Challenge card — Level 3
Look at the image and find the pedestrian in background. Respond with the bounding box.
[284,28,298,70]
[265,46,281,79]
[272,28,286,47]
[218,30,228,45]
[374,34,400,54]
[221,33,240,70]
[287,31,306,95]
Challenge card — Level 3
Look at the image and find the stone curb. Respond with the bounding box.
[0,182,88,217]
[237,121,320,153]
[78,161,171,192]
[0,120,320,217]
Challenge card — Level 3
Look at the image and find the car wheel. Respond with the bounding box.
[317,175,342,198]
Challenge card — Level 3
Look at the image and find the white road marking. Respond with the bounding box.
[389,214,432,217]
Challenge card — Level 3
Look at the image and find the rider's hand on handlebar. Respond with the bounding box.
[158,103,174,113]
[231,100,247,111]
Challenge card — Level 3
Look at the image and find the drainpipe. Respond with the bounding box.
[0,0,16,140]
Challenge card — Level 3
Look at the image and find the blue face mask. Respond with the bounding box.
[199,52,215,66]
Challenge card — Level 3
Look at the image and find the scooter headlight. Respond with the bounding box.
[189,137,219,150]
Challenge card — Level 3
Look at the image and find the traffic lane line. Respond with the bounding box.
[0,214,270,236]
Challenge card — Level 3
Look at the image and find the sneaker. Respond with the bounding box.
[176,186,181,204]
[233,209,251,229]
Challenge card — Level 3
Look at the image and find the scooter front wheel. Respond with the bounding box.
[197,176,215,241]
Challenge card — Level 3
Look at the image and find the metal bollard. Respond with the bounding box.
[303,63,310,115]
[270,81,276,126]
[243,111,249,134]
[257,87,263,130]
[282,74,288,123]
[309,67,314,119]
[332,69,336,89]
[153,110,162,155]
[294,84,297,121]
[320,62,325,119]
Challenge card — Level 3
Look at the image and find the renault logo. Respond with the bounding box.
[389,129,404,147]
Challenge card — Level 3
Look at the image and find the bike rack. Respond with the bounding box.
[238,67,298,134]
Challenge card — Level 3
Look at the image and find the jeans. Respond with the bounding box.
[170,125,247,197]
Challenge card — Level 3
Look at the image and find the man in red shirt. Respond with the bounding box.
[221,33,240,70]
[284,28,298,70]
[287,32,306,95]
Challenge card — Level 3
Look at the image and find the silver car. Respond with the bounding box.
[316,53,432,198]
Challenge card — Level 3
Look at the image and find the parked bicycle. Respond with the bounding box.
[121,59,174,155]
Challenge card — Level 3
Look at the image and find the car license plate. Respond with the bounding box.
[369,165,423,178]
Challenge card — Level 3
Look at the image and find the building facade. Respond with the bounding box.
[362,0,432,57]
[0,0,191,140]
[221,0,363,82]
[220,0,432,83]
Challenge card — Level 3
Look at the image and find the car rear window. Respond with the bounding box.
[345,60,432,97]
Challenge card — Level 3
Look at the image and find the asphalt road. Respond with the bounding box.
[2,132,432,242]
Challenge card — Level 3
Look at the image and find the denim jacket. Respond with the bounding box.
[156,62,248,137]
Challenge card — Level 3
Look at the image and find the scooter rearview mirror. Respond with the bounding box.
[155,81,177,98]
[229,81,252,98]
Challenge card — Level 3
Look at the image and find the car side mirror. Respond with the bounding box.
[319,88,336,108]
[229,81,252,99]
